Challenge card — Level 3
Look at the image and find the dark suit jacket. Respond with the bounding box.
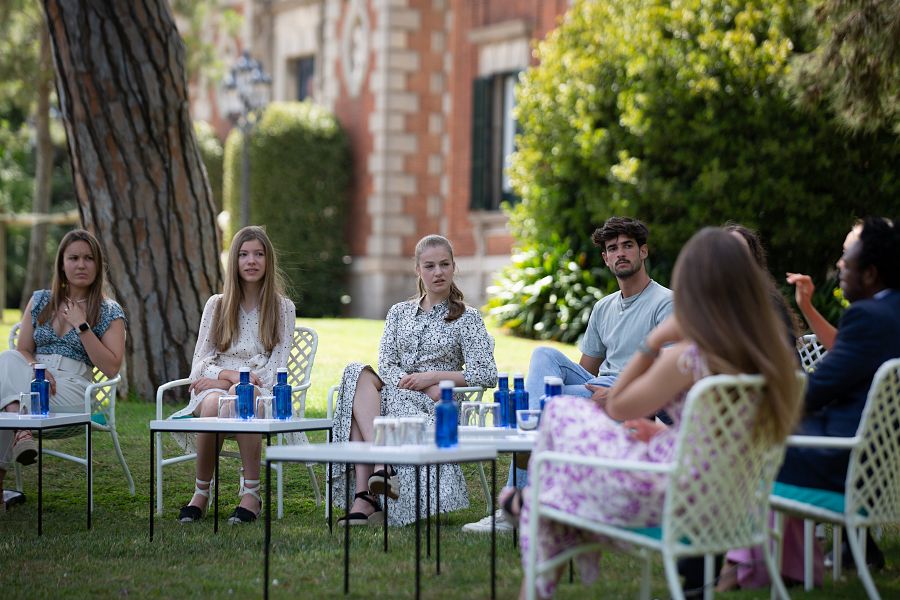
[778,288,900,491]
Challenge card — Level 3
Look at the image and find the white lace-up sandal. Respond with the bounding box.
[227,471,261,525]
[178,478,212,523]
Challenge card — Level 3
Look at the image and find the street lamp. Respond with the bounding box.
[223,51,272,228]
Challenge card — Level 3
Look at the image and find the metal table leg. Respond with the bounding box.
[415,465,421,600]
[512,451,517,547]
[426,464,431,558]
[344,464,350,595]
[38,429,43,536]
[265,458,272,600]
[150,429,155,541]
[491,459,496,599]
[87,422,92,530]
[214,433,220,533]
[383,465,389,552]
[436,463,441,574]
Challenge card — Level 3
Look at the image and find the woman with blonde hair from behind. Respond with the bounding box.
[512,227,802,598]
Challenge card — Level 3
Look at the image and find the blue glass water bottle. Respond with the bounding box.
[236,367,255,420]
[435,380,458,448]
[273,367,292,420]
[512,373,529,427]
[31,363,50,416]
[542,376,563,412]
[493,372,510,427]
[538,376,553,413]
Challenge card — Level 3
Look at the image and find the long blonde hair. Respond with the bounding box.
[673,228,801,442]
[414,234,465,322]
[213,226,286,352]
[38,229,107,326]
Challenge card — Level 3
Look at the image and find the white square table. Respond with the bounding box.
[149,416,332,539]
[0,411,92,535]
[263,441,499,600]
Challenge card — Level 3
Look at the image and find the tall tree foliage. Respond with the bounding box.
[43,0,222,398]
[505,0,899,295]
[791,0,900,133]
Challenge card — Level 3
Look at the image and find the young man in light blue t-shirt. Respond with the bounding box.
[463,216,672,533]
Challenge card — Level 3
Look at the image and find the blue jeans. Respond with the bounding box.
[506,347,617,489]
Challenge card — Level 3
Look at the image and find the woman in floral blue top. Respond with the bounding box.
[0,230,125,509]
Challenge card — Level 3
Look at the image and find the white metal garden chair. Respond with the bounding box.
[525,373,803,600]
[771,357,900,599]
[10,323,135,505]
[155,325,320,519]
[325,384,491,514]
[797,334,827,373]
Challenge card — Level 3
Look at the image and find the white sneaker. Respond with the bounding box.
[462,509,515,533]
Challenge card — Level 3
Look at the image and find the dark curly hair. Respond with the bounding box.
[857,216,899,289]
[591,216,649,249]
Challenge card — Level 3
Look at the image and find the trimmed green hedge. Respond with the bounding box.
[224,101,350,316]
[492,0,899,338]
[194,120,223,211]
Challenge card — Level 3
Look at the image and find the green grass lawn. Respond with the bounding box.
[1,312,898,598]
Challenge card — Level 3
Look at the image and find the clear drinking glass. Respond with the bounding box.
[217,395,237,419]
[460,401,481,427]
[480,402,501,428]
[372,417,389,446]
[516,409,542,433]
[256,395,274,420]
[19,392,40,417]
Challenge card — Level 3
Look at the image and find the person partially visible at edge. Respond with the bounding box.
[0,229,126,511]
[329,234,497,527]
[786,221,863,349]
[512,227,802,599]
[172,225,296,526]
[463,216,673,534]
[722,216,900,590]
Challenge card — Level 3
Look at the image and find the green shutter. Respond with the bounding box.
[470,76,492,210]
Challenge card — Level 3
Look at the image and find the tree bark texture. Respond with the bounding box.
[20,18,54,310]
[43,0,223,399]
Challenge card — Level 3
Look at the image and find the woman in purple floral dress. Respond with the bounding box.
[517,228,803,598]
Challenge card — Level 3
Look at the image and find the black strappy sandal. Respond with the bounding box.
[337,491,384,527]
[368,466,400,500]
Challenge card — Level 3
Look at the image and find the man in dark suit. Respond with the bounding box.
[777,216,900,573]
[779,216,900,490]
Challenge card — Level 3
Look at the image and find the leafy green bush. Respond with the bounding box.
[485,240,617,343]
[500,0,899,327]
[224,101,350,316]
[193,120,223,211]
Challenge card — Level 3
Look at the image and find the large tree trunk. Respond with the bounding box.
[20,18,54,309]
[42,0,223,399]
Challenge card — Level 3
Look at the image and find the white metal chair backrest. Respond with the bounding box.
[661,373,798,554]
[9,323,113,418]
[288,326,317,416]
[797,334,827,373]
[845,358,900,528]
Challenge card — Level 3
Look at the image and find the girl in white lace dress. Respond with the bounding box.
[331,235,497,526]
[174,226,295,525]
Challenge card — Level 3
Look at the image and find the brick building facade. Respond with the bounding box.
[198,0,570,317]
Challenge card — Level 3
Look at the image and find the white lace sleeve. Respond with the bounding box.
[189,295,224,381]
[258,296,296,390]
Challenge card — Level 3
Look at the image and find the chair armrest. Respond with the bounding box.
[454,386,486,402]
[292,381,312,393]
[155,378,192,419]
[83,374,122,414]
[533,450,674,475]
[327,385,339,420]
[785,434,859,450]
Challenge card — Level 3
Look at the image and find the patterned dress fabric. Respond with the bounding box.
[169,294,297,452]
[31,289,126,365]
[520,345,708,597]
[331,299,497,526]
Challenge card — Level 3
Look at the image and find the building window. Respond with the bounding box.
[291,55,315,101]
[470,71,521,210]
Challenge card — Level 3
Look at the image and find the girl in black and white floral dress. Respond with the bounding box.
[331,235,497,526]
